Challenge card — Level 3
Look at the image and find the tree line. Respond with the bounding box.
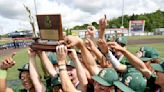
[72,10,164,32]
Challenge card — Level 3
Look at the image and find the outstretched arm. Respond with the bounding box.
[56,45,80,92]
[99,15,107,40]
[86,38,111,68]
[28,49,45,92]
[96,39,126,71]
[64,35,100,75]
[68,49,88,92]
[0,53,16,92]
[37,51,57,77]
[108,42,152,78]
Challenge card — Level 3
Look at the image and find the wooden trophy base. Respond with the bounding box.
[30,43,58,52]
[30,38,59,52]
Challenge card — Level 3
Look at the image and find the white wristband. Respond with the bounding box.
[58,64,67,72]
[105,50,120,68]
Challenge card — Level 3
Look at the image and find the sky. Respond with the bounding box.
[0,0,163,34]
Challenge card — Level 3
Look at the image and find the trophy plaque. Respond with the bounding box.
[30,14,63,51]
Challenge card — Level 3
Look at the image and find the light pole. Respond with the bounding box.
[33,0,37,15]
[121,0,124,29]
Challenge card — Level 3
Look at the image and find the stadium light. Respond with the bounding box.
[121,0,125,28]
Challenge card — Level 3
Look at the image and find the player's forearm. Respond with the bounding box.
[73,58,88,87]
[99,28,106,40]
[40,52,57,77]
[92,45,102,57]
[29,58,45,92]
[122,49,152,78]
[0,78,7,92]
[59,64,78,92]
[79,44,100,75]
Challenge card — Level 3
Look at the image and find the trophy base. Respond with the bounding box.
[30,42,59,52]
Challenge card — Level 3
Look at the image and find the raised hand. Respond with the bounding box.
[28,48,36,58]
[67,49,78,61]
[85,38,96,51]
[56,45,67,65]
[97,39,109,54]
[99,15,108,30]
[107,42,124,52]
[0,52,16,70]
[86,25,96,38]
[99,15,108,40]
[64,35,83,48]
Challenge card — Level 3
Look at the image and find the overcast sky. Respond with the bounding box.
[0,0,163,34]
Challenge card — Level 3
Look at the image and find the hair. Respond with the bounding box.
[19,70,29,79]
[151,58,162,64]
[117,42,126,47]
[53,85,63,92]
[144,59,162,73]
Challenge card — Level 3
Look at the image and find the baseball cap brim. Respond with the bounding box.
[51,60,58,65]
[114,81,134,92]
[92,75,112,86]
[51,77,61,86]
[160,58,164,61]
[18,69,29,71]
[66,61,75,67]
[140,57,152,62]
[151,64,164,72]
[17,63,29,71]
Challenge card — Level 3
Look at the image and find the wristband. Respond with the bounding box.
[105,50,120,69]
[58,64,66,72]
[0,69,7,79]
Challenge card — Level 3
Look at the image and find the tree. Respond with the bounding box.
[71,10,164,32]
[92,22,99,29]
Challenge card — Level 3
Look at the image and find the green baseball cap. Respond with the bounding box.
[51,77,61,87]
[107,36,112,42]
[114,81,134,92]
[48,52,58,65]
[151,62,164,72]
[92,68,119,86]
[18,63,29,71]
[114,67,146,92]
[121,71,147,92]
[140,46,159,58]
[115,36,127,46]
[66,60,75,68]
[160,58,164,61]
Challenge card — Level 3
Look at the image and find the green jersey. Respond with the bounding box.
[13,88,27,92]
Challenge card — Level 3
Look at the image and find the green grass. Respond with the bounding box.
[0,48,44,80]
[0,41,12,45]
[127,35,164,40]
[5,49,28,80]
[128,43,164,57]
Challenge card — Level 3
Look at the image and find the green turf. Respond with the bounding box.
[0,48,45,80]
[128,43,164,58]
[127,35,164,40]
[6,49,28,80]
[0,41,12,45]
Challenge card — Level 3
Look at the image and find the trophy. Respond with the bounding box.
[30,14,63,51]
